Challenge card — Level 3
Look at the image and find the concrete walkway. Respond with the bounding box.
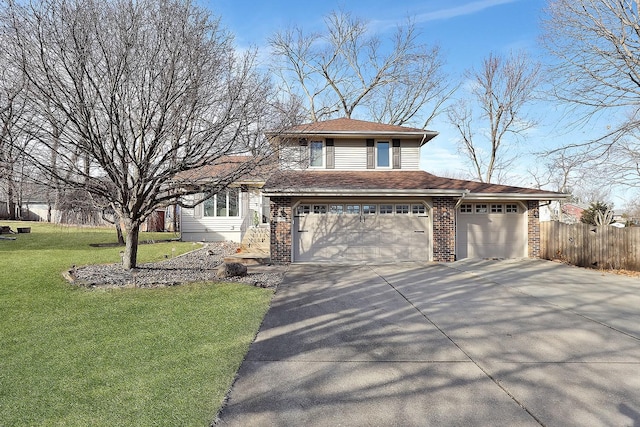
[216,260,640,426]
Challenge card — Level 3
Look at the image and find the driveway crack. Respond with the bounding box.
[368,265,546,427]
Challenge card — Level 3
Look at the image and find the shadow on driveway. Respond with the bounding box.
[216,260,640,427]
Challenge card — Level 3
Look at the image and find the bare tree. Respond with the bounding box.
[4,0,276,268]
[542,0,640,185]
[0,28,30,220]
[269,10,452,127]
[447,51,541,183]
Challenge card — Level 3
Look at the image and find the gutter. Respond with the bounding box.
[261,188,466,197]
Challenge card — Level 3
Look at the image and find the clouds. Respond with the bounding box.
[413,0,521,23]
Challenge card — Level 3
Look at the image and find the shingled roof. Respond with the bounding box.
[267,118,438,145]
[263,170,567,199]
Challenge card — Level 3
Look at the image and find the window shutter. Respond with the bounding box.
[392,139,401,169]
[366,139,375,169]
[325,138,335,169]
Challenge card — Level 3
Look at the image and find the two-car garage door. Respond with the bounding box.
[456,202,527,259]
[294,202,430,262]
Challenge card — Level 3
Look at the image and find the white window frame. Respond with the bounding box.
[379,204,394,214]
[506,204,519,213]
[362,204,377,215]
[309,140,324,168]
[395,204,410,214]
[475,204,488,214]
[412,204,426,215]
[376,141,391,168]
[491,204,503,214]
[296,205,310,215]
[460,204,473,214]
[329,204,344,214]
[203,189,240,217]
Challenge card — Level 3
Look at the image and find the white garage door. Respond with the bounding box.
[456,202,526,259]
[294,202,430,262]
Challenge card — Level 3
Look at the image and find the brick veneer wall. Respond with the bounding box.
[432,197,456,262]
[527,200,540,258]
[270,197,292,263]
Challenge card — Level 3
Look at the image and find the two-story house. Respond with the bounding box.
[262,118,566,263]
[181,117,566,262]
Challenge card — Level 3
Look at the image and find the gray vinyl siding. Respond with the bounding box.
[401,142,420,169]
[280,138,423,170]
[334,140,368,169]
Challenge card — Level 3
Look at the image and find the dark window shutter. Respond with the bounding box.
[392,139,401,169]
[366,139,375,169]
[326,138,335,169]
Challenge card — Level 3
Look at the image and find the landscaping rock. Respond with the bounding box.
[71,242,286,289]
[216,262,248,278]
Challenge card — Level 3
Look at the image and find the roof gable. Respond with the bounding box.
[269,118,438,145]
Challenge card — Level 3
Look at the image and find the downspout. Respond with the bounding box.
[453,190,470,262]
[454,189,470,210]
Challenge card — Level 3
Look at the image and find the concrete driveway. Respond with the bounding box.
[216,259,640,426]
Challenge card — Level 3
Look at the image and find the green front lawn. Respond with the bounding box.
[0,222,273,426]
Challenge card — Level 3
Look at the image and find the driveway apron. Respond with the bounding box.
[216,261,640,427]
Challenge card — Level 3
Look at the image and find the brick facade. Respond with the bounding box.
[527,200,540,258]
[270,197,292,263]
[432,197,456,262]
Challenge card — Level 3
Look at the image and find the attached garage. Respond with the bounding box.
[293,201,431,262]
[456,202,527,259]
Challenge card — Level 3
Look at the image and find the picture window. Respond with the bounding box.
[309,141,323,167]
[203,189,240,217]
[377,141,390,167]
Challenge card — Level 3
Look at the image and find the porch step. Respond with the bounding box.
[240,227,270,254]
[223,253,271,266]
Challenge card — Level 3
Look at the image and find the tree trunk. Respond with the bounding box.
[7,184,16,220]
[123,220,140,269]
[115,221,125,245]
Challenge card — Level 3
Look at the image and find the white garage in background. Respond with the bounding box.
[456,202,527,259]
[293,201,431,262]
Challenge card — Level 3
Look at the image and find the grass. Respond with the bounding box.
[0,221,273,426]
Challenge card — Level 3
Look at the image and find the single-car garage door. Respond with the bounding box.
[294,202,430,262]
[456,202,526,259]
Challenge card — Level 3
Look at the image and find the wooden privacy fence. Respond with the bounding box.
[540,221,640,271]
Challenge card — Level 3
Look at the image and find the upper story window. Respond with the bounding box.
[309,141,323,167]
[203,189,240,217]
[377,141,390,167]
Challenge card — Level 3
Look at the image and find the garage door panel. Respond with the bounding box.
[457,209,526,259]
[294,202,430,262]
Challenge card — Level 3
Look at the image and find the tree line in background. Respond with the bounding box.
[2,0,640,267]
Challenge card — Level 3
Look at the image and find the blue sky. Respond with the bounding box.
[202,0,631,204]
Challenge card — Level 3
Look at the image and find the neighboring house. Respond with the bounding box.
[182,118,567,262]
[262,118,567,263]
[180,157,271,242]
[539,201,586,224]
